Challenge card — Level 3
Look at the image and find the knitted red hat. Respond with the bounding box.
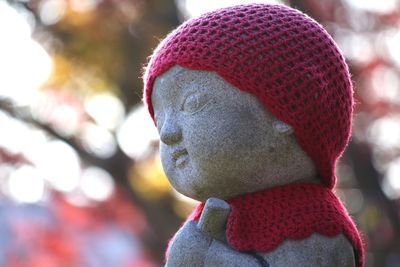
[143,4,353,189]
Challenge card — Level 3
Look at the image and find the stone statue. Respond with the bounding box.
[143,4,364,267]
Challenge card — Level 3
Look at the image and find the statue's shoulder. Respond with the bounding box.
[260,233,355,267]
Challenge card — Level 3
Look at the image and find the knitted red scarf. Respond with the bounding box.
[169,183,364,266]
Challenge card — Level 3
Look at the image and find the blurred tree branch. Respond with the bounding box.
[2,0,184,262]
[0,99,179,263]
[347,143,400,246]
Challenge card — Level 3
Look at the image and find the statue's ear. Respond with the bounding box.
[273,120,293,135]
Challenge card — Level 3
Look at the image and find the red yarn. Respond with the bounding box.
[143,4,354,189]
[175,183,364,266]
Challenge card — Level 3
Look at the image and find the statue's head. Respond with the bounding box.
[143,4,353,200]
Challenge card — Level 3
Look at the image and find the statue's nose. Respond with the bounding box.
[160,116,182,145]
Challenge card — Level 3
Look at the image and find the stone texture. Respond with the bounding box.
[260,233,355,267]
[165,221,211,267]
[204,240,263,267]
[197,198,230,242]
[151,65,319,202]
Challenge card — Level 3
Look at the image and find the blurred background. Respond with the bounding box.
[0,0,399,266]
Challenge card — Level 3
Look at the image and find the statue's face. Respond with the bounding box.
[151,65,314,201]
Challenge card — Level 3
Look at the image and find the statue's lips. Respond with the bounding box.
[172,148,189,167]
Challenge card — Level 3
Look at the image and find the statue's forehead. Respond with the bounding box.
[153,66,187,94]
[156,65,186,83]
[152,66,220,107]
[152,66,190,108]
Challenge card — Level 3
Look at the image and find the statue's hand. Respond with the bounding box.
[165,220,211,267]
[165,198,230,267]
[166,198,268,267]
[197,198,231,242]
[166,198,265,267]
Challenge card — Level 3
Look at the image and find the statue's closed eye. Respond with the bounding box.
[181,92,210,114]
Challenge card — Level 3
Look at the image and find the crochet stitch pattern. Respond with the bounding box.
[144,4,354,189]
[189,183,364,267]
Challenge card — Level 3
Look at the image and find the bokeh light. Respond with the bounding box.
[382,158,400,199]
[117,105,159,160]
[39,0,67,25]
[181,0,284,17]
[0,1,52,105]
[36,141,81,192]
[344,0,399,13]
[84,92,125,131]
[80,122,117,158]
[367,115,400,149]
[8,166,46,203]
[80,166,114,202]
[385,29,400,67]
